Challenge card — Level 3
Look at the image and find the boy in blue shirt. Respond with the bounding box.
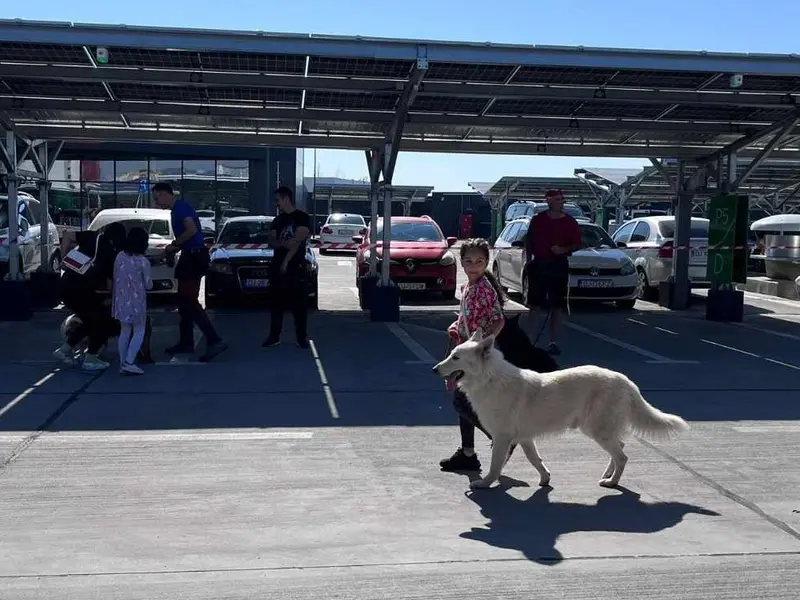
[153,182,227,362]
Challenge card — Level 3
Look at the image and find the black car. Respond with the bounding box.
[204,216,319,309]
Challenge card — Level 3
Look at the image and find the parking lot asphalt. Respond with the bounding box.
[1,250,800,599]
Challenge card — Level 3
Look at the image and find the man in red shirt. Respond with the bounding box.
[524,189,583,355]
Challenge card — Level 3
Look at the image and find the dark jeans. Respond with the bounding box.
[268,269,308,341]
[63,290,119,355]
[526,258,569,310]
[175,248,221,347]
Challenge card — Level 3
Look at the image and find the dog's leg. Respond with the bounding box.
[469,435,512,490]
[594,438,628,488]
[519,440,551,487]
[600,440,625,479]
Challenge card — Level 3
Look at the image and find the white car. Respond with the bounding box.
[196,209,216,233]
[0,192,62,280]
[319,213,367,254]
[611,216,710,301]
[492,217,638,309]
[88,208,178,294]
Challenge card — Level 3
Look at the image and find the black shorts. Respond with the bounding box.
[175,247,210,281]
[526,259,569,310]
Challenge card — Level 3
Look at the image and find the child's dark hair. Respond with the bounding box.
[460,237,506,307]
[125,227,149,256]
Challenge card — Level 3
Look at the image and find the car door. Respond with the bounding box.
[611,221,637,258]
[18,201,39,273]
[508,220,529,291]
[493,222,518,288]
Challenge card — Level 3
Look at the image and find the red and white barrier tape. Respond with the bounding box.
[318,242,359,250]
[635,245,800,251]
[210,243,272,250]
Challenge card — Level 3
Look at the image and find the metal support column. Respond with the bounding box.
[4,129,20,280]
[380,183,393,285]
[670,159,694,310]
[37,142,50,271]
[365,149,380,278]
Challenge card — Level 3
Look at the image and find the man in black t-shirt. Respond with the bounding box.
[263,186,311,349]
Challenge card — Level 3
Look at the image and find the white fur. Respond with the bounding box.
[433,330,689,490]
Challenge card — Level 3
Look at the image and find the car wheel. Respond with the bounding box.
[442,289,456,301]
[204,293,219,309]
[521,270,529,304]
[636,268,657,302]
[615,299,637,310]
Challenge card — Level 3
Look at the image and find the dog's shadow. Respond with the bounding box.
[460,483,720,565]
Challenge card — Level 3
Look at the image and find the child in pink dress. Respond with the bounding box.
[440,238,507,473]
[113,227,153,375]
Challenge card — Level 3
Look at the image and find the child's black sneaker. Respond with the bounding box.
[439,448,481,472]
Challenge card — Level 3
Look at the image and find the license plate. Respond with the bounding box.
[337,230,350,236]
[577,279,613,289]
[243,279,270,289]
[691,248,707,259]
[397,282,426,291]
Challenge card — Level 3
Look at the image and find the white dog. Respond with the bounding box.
[433,330,688,490]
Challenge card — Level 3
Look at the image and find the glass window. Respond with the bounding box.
[81,160,115,182]
[612,221,636,243]
[513,221,530,243]
[328,214,366,225]
[503,222,521,242]
[90,215,172,239]
[377,220,443,242]
[630,222,651,243]
[580,224,615,248]
[564,203,586,219]
[658,219,709,239]
[181,160,217,213]
[217,159,250,217]
[218,218,274,244]
[497,223,514,242]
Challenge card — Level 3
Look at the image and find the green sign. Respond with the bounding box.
[706,194,749,285]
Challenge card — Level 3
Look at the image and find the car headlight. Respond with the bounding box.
[439,251,456,266]
[619,260,635,276]
[210,262,233,275]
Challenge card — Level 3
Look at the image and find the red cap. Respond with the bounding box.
[545,189,564,200]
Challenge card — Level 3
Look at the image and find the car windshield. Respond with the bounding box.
[329,214,364,225]
[564,205,586,219]
[97,218,172,239]
[580,224,615,249]
[658,219,709,239]
[376,221,443,242]
[218,219,274,244]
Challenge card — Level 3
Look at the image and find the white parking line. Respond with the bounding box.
[40,430,316,442]
[735,321,800,342]
[337,260,353,267]
[0,369,59,419]
[564,322,688,363]
[386,322,437,363]
[731,425,800,433]
[700,338,800,370]
[309,339,340,419]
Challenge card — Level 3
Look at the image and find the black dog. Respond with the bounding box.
[452,314,560,442]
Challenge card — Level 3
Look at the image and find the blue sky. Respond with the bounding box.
[7,0,799,191]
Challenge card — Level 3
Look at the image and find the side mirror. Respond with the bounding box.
[446,236,457,247]
[203,235,216,247]
[510,240,525,248]
[616,241,627,248]
[352,235,364,244]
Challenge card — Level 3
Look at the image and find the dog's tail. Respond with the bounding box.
[628,387,689,440]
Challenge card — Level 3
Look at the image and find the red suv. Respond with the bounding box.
[354,216,458,301]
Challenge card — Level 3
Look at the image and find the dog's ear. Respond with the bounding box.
[478,333,496,359]
[469,328,484,343]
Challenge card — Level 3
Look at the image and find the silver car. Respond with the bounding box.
[492,217,638,309]
[610,216,710,301]
[0,192,62,279]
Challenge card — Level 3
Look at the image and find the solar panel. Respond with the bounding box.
[2,18,800,171]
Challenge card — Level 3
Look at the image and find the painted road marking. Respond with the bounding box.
[0,369,60,419]
[386,322,437,363]
[731,425,800,433]
[309,339,340,419]
[735,321,800,343]
[36,430,316,442]
[564,322,679,363]
[337,260,353,267]
[701,339,800,371]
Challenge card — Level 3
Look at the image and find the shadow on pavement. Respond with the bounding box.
[461,484,719,565]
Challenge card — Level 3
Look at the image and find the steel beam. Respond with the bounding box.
[382,56,428,184]
[1,97,787,137]
[3,129,21,280]
[6,19,800,76]
[648,158,676,192]
[697,113,800,165]
[14,124,800,160]
[731,117,800,191]
[2,63,800,108]
[37,142,50,271]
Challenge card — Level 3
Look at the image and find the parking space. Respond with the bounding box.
[1,252,800,596]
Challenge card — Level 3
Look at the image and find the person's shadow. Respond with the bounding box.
[460,479,720,565]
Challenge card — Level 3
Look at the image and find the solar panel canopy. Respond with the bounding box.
[3,19,800,162]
